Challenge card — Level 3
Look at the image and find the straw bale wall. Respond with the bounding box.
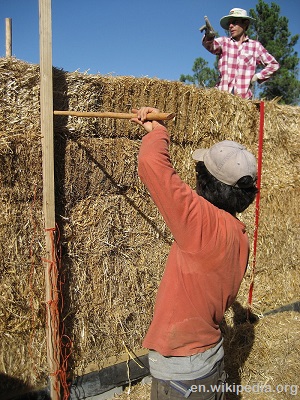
[0,57,299,396]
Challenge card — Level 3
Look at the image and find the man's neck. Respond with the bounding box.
[233,33,248,45]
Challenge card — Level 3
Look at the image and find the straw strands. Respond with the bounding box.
[0,57,299,395]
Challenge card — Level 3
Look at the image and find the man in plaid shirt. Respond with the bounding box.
[202,8,280,99]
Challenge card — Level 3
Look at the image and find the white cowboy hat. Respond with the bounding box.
[220,8,255,30]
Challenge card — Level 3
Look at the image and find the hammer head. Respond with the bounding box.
[199,16,216,37]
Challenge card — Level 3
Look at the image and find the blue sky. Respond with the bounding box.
[1,0,299,81]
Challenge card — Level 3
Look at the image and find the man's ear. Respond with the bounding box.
[244,20,250,31]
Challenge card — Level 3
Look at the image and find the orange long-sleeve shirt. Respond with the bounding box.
[138,125,249,357]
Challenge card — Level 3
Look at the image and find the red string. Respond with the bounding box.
[55,225,73,400]
[43,224,72,399]
[248,101,265,312]
[29,191,70,397]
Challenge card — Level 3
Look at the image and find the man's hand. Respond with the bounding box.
[199,16,216,39]
[131,107,163,132]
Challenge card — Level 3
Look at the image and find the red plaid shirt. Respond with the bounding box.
[203,35,280,99]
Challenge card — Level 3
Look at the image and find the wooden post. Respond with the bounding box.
[5,18,12,57]
[39,0,61,399]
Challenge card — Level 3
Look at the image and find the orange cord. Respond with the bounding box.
[43,225,72,399]
[28,208,72,399]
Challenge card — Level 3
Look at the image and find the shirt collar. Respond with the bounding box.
[230,35,250,43]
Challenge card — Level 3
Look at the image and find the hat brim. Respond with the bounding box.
[192,148,208,161]
[220,15,255,30]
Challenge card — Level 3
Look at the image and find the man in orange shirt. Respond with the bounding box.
[131,107,258,399]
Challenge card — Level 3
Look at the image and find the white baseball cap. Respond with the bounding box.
[192,140,257,186]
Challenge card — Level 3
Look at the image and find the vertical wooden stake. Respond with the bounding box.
[39,0,60,399]
[5,18,12,57]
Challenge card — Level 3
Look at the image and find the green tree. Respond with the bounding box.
[248,0,300,104]
[180,57,218,88]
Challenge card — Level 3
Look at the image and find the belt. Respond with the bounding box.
[169,380,192,398]
[163,360,222,398]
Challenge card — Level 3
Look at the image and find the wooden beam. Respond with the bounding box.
[53,110,176,120]
[70,355,150,398]
[6,355,151,399]
[5,18,12,57]
[74,348,149,376]
[39,1,60,399]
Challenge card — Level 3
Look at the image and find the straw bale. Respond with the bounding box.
[55,137,143,208]
[235,187,299,315]
[0,330,48,391]
[55,136,198,209]
[0,57,299,391]
[260,101,300,190]
[0,60,40,144]
[0,200,46,389]
[0,134,42,202]
[62,193,170,373]
[55,82,259,145]
[222,310,300,400]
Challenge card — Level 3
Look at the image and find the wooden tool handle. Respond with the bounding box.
[53,110,175,121]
